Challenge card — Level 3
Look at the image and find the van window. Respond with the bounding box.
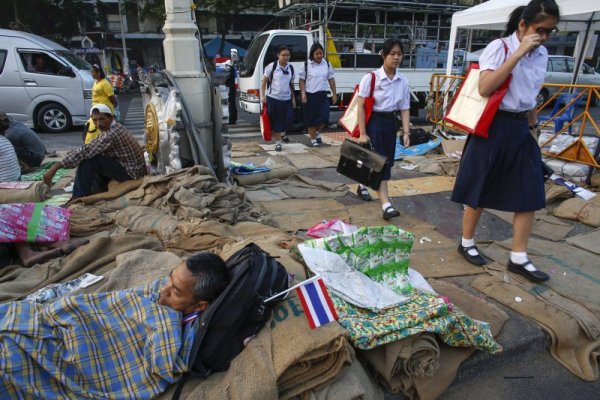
[239,34,268,78]
[0,50,6,74]
[18,51,64,75]
[54,50,91,71]
[549,57,567,73]
[263,35,308,68]
[565,58,575,73]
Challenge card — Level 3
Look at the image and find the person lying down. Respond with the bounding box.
[0,252,229,399]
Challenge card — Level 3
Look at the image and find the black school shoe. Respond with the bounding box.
[383,206,400,220]
[507,260,549,282]
[281,134,290,143]
[457,244,487,266]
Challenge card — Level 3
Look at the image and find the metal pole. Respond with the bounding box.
[117,0,130,75]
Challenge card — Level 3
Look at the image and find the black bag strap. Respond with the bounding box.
[268,61,294,96]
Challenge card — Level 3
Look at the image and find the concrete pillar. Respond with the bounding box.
[162,0,213,164]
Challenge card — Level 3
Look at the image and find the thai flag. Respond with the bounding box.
[295,277,339,329]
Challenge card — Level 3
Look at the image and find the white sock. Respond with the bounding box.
[461,237,479,256]
[316,131,321,137]
[382,202,392,211]
[311,139,317,145]
[276,140,282,146]
[510,252,537,271]
[359,184,367,190]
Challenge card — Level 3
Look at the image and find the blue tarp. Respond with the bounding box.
[203,38,247,58]
[394,137,442,160]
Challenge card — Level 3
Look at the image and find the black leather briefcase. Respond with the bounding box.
[336,139,387,190]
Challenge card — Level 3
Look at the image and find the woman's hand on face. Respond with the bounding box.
[517,34,542,56]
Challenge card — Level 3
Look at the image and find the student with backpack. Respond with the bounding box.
[260,46,296,152]
[299,43,337,147]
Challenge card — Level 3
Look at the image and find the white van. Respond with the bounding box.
[0,29,94,132]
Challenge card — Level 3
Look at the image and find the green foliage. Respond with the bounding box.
[122,0,165,22]
[0,0,94,40]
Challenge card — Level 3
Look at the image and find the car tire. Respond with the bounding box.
[37,103,72,133]
[536,88,549,108]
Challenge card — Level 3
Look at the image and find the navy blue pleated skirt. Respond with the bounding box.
[451,113,545,212]
[302,91,330,127]
[267,96,293,133]
[367,114,398,181]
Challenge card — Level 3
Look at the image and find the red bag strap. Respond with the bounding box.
[368,72,376,99]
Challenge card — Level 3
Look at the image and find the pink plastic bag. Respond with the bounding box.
[0,203,72,243]
[306,219,358,239]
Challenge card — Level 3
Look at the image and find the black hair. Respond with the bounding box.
[504,0,560,37]
[309,42,325,61]
[186,252,230,301]
[277,45,290,55]
[381,38,404,58]
[92,64,106,79]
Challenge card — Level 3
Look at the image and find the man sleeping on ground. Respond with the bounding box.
[0,252,230,399]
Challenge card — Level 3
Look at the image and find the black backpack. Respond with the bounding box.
[267,61,295,94]
[408,128,436,146]
[172,243,289,399]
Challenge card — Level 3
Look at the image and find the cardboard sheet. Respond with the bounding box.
[285,152,338,169]
[566,230,600,255]
[259,198,349,232]
[486,209,574,241]
[348,176,456,199]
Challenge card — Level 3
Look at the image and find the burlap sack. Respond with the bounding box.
[0,234,162,302]
[166,220,240,253]
[68,204,116,236]
[234,165,298,186]
[0,182,49,204]
[360,333,439,396]
[553,197,600,227]
[115,206,180,240]
[302,356,384,400]
[591,172,600,188]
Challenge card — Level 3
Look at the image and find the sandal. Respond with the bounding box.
[356,186,372,201]
[382,206,400,220]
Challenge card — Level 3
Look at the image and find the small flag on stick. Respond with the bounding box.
[295,277,338,329]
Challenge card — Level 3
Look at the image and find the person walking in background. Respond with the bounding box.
[299,43,337,147]
[226,49,239,125]
[451,0,560,282]
[356,38,411,220]
[85,64,118,143]
[0,111,45,172]
[261,46,296,152]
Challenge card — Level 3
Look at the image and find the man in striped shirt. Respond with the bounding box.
[0,116,21,182]
[43,104,146,198]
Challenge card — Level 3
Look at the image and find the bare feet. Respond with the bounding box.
[47,238,90,255]
[16,244,63,268]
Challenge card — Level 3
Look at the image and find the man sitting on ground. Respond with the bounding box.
[0,111,46,173]
[43,104,146,198]
[0,252,230,398]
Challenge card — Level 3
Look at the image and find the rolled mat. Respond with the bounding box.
[0,182,49,204]
[360,333,439,395]
[233,165,298,186]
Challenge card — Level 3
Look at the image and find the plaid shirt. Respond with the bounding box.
[0,278,198,399]
[61,122,146,179]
